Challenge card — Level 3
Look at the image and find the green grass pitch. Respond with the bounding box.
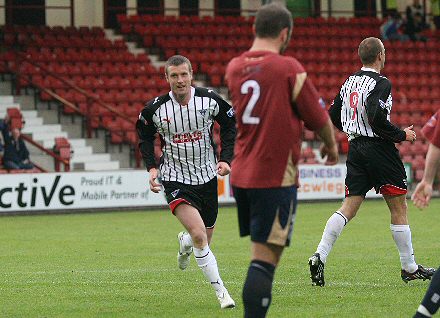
[0,198,438,317]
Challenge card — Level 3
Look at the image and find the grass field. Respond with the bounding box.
[0,198,439,318]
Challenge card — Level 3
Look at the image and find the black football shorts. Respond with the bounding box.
[232,185,297,247]
[345,137,407,197]
[162,177,218,228]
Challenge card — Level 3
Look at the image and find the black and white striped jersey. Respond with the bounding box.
[136,86,236,185]
[329,67,406,143]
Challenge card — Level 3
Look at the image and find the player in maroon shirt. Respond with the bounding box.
[225,3,338,318]
[412,109,440,318]
[412,109,440,209]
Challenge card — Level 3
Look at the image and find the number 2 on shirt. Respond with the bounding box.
[349,91,359,120]
[241,80,260,124]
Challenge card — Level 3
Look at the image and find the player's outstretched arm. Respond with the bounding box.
[411,143,440,209]
[316,118,339,165]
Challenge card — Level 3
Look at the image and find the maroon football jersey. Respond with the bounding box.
[422,109,440,148]
[226,50,328,188]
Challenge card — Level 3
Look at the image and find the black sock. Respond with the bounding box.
[242,260,276,318]
[414,266,440,317]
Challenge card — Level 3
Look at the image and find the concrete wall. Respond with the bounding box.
[0,0,4,25]
[164,0,178,15]
[46,0,70,26]
[199,0,214,16]
[74,0,104,27]
[241,0,261,16]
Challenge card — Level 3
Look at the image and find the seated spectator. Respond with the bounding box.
[406,0,428,28]
[405,12,428,41]
[405,0,429,41]
[0,116,34,170]
[380,13,410,42]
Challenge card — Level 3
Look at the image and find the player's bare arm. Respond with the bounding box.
[411,143,440,209]
[317,118,339,165]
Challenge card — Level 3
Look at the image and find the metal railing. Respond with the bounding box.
[20,134,69,172]
[10,51,141,167]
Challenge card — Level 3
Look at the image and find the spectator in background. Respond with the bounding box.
[406,0,429,41]
[411,109,440,318]
[380,12,409,42]
[405,12,428,41]
[406,0,425,19]
[0,116,33,170]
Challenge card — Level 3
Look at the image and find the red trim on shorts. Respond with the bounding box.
[169,198,192,214]
[379,184,407,195]
[345,185,349,196]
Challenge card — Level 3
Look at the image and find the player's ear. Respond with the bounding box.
[280,27,289,42]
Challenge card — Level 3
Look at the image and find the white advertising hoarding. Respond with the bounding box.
[0,165,379,213]
[297,164,380,200]
[0,171,166,212]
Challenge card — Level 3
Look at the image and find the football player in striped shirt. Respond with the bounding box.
[309,37,435,287]
[136,55,236,309]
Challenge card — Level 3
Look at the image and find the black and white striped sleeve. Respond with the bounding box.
[329,92,343,132]
[136,103,158,170]
[212,94,236,166]
[365,79,406,143]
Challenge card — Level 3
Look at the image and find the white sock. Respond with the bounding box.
[390,224,418,273]
[316,211,348,263]
[182,233,193,250]
[193,245,224,294]
[417,305,432,317]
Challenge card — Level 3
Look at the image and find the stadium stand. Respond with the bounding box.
[0,14,438,179]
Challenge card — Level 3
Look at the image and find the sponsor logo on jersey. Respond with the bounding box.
[379,99,387,109]
[173,131,203,143]
[162,117,171,123]
[198,109,207,116]
[171,189,180,198]
[153,97,159,104]
[226,107,235,117]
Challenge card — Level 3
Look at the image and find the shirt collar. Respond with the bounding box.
[361,67,378,73]
[169,86,195,105]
